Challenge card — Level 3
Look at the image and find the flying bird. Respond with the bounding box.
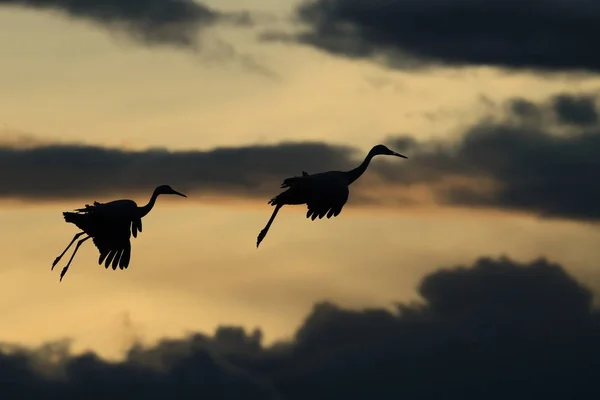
[256,144,407,247]
[51,185,187,281]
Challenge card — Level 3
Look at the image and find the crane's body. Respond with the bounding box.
[256,144,407,247]
[71,199,144,238]
[271,170,350,217]
[51,185,186,281]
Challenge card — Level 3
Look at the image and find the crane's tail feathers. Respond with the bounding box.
[63,211,94,232]
[73,203,97,213]
[280,173,310,189]
[63,211,82,224]
[268,189,293,206]
[268,192,286,206]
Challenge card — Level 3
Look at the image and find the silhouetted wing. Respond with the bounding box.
[93,220,133,271]
[132,218,142,238]
[305,179,349,221]
[95,238,132,270]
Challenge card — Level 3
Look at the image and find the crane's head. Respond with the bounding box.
[155,185,187,198]
[371,144,407,159]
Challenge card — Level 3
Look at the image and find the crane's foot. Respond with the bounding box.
[257,229,267,248]
[51,257,61,270]
[59,266,69,282]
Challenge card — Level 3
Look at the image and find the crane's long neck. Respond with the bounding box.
[345,149,376,185]
[137,190,160,218]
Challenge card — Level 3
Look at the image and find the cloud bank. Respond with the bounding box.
[384,91,600,221]
[2,91,599,223]
[1,256,599,398]
[0,141,356,201]
[271,0,600,73]
[0,0,252,50]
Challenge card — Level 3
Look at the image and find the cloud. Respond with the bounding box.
[552,94,599,126]
[2,92,599,223]
[1,256,600,398]
[268,0,600,73]
[0,336,281,398]
[384,92,600,221]
[0,0,252,50]
[0,139,357,201]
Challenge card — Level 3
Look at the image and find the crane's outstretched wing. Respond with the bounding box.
[305,177,349,220]
[94,236,132,270]
[132,218,142,238]
[93,220,132,270]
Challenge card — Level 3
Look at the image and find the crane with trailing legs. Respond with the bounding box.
[51,185,187,281]
[256,144,407,247]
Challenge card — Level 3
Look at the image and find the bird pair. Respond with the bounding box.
[51,144,407,281]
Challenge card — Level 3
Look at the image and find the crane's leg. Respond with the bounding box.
[59,235,91,282]
[257,204,282,248]
[51,232,85,270]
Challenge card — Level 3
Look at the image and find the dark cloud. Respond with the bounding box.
[2,92,599,223]
[270,0,600,73]
[507,93,600,127]
[0,0,252,50]
[2,256,600,398]
[383,92,600,221]
[507,98,541,121]
[0,337,281,399]
[0,140,356,201]
[552,94,599,126]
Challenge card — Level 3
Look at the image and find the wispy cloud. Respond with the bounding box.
[0,0,252,50]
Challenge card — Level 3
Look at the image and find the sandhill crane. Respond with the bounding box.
[256,144,407,247]
[51,185,187,281]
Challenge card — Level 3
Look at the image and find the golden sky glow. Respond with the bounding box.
[2,0,600,361]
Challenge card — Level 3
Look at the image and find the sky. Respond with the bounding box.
[1,0,600,397]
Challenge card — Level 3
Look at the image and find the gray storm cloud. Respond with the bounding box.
[0,256,599,399]
[264,0,600,73]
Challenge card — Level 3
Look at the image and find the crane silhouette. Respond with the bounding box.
[256,144,407,247]
[51,185,187,281]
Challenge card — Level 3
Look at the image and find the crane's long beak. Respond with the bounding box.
[392,151,408,159]
[172,190,187,198]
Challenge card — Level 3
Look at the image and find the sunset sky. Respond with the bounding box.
[1,1,600,395]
